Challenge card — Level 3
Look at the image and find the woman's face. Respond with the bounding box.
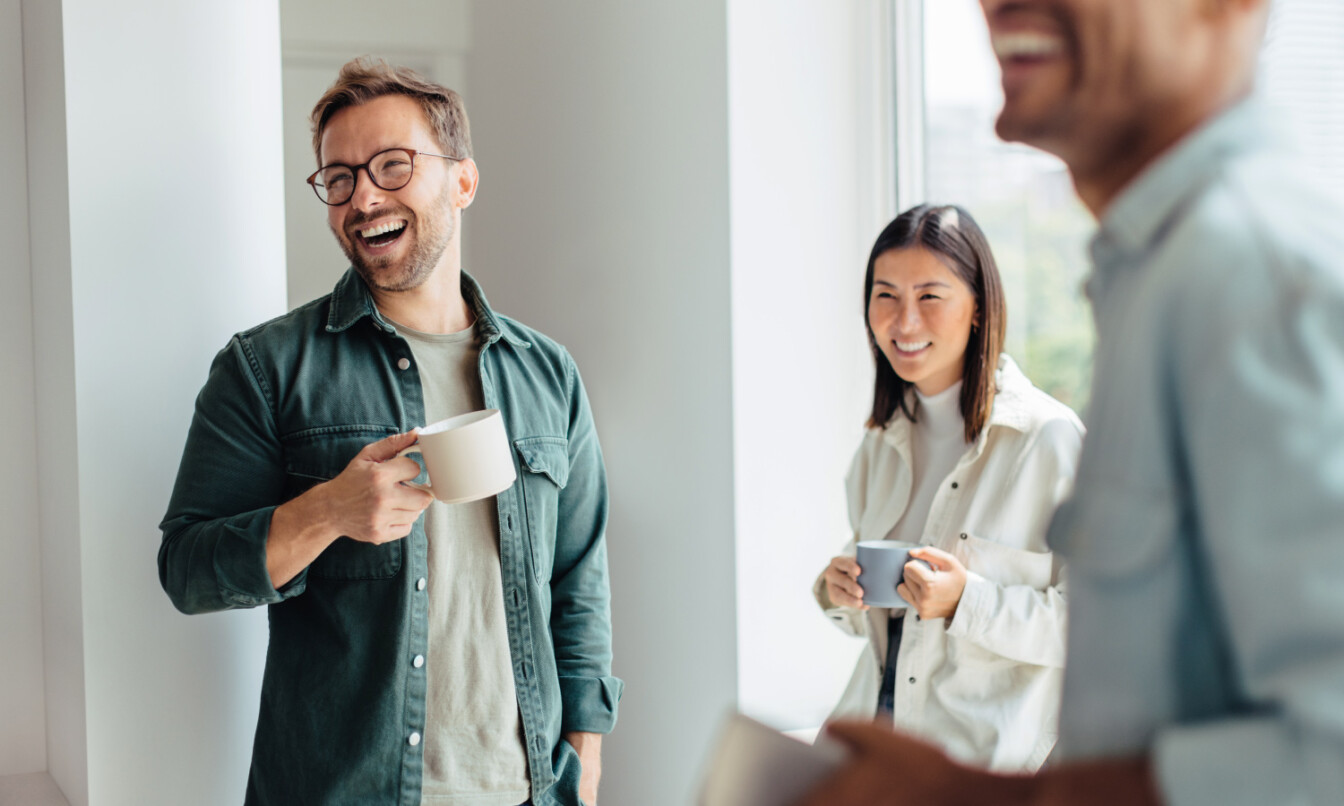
[868,247,978,396]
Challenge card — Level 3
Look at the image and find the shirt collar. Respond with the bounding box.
[1092,95,1284,263]
[325,267,530,348]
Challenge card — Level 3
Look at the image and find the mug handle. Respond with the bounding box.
[394,445,435,495]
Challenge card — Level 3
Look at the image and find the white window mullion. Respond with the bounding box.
[893,0,926,212]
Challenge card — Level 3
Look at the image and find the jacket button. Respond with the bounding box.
[908,677,916,684]
[413,655,425,668]
[950,481,959,489]
[408,731,421,747]
[397,357,411,370]
[960,533,968,540]
[416,577,427,591]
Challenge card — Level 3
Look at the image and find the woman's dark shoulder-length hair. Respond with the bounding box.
[863,203,1006,443]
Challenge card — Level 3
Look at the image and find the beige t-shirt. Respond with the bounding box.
[390,319,530,806]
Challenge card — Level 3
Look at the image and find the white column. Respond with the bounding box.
[20,1,288,803]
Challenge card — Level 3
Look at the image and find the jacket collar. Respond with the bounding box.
[325,267,531,348]
[880,354,1036,456]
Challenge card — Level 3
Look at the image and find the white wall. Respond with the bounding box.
[16,1,287,804]
[727,0,891,730]
[0,0,47,780]
[464,2,739,803]
[279,0,470,309]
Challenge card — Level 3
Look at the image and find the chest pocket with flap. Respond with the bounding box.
[514,436,570,583]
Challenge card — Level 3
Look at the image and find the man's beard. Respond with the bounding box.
[337,186,456,293]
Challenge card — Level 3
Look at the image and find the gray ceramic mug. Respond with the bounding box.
[855,541,933,608]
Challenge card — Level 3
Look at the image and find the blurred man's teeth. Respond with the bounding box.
[992,32,1064,60]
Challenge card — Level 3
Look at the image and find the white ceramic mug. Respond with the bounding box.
[396,409,516,504]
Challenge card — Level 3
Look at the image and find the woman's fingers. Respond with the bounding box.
[831,555,861,578]
[826,556,868,609]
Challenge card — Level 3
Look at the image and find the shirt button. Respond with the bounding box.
[960,533,968,540]
[413,655,425,668]
[908,677,917,684]
[950,482,959,489]
[397,357,411,370]
[408,731,421,747]
[416,577,427,591]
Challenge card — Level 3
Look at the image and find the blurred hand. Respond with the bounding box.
[793,721,1010,806]
[898,546,967,621]
[824,555,869,610]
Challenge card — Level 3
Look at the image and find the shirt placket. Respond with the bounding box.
[382,322,431,806]
[478,340,550,796]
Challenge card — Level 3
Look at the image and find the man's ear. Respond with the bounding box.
[455,158,480,210]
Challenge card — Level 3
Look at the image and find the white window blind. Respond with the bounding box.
[1261,0,1344,193]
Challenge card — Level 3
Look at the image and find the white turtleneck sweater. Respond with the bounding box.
[883,380,969,547]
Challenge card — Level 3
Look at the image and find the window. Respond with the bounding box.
[921,0,1095,411]
[916,0,1344,414]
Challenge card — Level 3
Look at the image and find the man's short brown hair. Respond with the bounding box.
[309,56,472,165]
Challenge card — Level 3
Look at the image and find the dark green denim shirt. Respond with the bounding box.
[159,269,622,806]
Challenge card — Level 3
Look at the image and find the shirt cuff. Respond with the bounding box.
[559,675,624,735]
[945,570,991,639]
[213,508,291,607]
[1153,716,1344,806]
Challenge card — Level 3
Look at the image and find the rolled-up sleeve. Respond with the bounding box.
[158,336,304,614]
[550,352,623,734]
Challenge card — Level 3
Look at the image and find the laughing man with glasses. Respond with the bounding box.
[160,57,621,806]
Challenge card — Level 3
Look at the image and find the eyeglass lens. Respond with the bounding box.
[315,149,416,204]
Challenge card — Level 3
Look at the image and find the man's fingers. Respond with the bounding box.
[359,429,421,463]
[384,456,428,482]
[793,762,888,806]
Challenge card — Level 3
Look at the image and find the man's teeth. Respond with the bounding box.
[897,341,931,352]
[992,32,1065,60]
[359,221,407,238]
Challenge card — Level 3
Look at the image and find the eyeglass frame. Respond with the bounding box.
[305,147,463,206]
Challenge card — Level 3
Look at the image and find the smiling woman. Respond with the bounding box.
[813,203,1084,772]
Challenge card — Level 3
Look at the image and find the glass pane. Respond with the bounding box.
[1261,0,1344,191]
[922,0,1095,412]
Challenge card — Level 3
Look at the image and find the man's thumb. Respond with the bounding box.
[361,429,420,462]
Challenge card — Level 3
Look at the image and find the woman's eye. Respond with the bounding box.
[920,294,941,301]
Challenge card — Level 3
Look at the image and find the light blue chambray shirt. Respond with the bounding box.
[1046,96,1344,805]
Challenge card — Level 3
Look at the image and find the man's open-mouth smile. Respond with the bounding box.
[355,219,409,252]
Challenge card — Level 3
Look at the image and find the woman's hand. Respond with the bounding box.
[898,546,967,621]
[824,555,869,610]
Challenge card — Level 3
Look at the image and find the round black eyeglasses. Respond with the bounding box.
[306,147,462,206]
